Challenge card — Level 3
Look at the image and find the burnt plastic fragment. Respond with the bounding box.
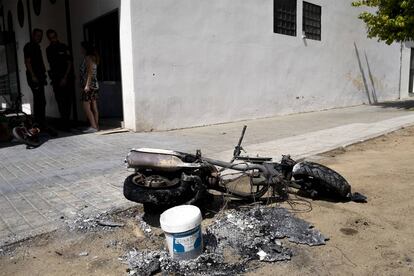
[350,192,367,203]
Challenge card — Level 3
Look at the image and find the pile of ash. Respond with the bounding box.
[125,249,246,276]
[125,206,327,275]
[65,211,124,232]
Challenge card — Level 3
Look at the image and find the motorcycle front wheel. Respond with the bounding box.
[292,161,351,199]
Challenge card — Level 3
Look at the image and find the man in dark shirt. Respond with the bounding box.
[24,28,47,127]
[46,29,73,130]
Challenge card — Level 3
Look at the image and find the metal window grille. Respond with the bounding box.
[303,2,321,41]
[274,0,297,36]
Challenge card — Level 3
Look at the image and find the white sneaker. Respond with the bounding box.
[82,127,98,133]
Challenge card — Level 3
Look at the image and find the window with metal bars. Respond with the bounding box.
[274,0,297,36]
[303,2,321,41]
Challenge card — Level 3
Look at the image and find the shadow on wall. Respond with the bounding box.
[353,42,378,104]
[364,53,379,104]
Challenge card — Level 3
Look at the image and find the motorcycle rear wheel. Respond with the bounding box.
[123,172,197,206]
[292,161,351,199]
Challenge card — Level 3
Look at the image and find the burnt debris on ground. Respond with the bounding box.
[64,207,142,233]
[65,211,125,232]
[125,206,327,275]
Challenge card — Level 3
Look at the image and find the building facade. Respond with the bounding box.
[0,0,413,131]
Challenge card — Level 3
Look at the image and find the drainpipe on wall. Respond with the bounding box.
[398,42,403,100]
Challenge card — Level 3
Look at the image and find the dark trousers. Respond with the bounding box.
[52,81,73,128]
[30,85,46,127]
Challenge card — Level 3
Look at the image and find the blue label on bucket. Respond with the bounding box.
[172,226,201,253]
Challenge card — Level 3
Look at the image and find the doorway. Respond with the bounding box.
[84,9,123,127]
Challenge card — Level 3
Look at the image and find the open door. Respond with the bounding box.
[84,9,123,127]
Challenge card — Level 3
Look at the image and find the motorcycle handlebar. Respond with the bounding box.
[236,125,247,149]
[230,125,247,164]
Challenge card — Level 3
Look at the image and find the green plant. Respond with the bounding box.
[352,0,414,44]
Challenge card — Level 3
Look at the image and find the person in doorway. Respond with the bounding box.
[24,28,47,128]
[80,41,100,133]
[46,29,73,131]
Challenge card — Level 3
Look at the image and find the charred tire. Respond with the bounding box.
[292,161,351,198]
[123,173,197,206]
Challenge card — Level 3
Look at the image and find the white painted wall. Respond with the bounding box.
[128,0,404,131]
[3,0,411,132]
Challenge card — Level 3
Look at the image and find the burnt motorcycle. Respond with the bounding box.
[123,126,366,207]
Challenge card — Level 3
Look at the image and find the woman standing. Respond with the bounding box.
[80,41,99,133]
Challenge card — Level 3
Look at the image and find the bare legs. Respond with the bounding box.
[82,100,99,130]
[91,100,99,130]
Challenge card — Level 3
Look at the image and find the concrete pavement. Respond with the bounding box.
[1,101,414,246]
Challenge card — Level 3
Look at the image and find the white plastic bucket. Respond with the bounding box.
[160,205,203,260]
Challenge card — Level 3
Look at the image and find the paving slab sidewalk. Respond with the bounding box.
[1,102,414,246]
